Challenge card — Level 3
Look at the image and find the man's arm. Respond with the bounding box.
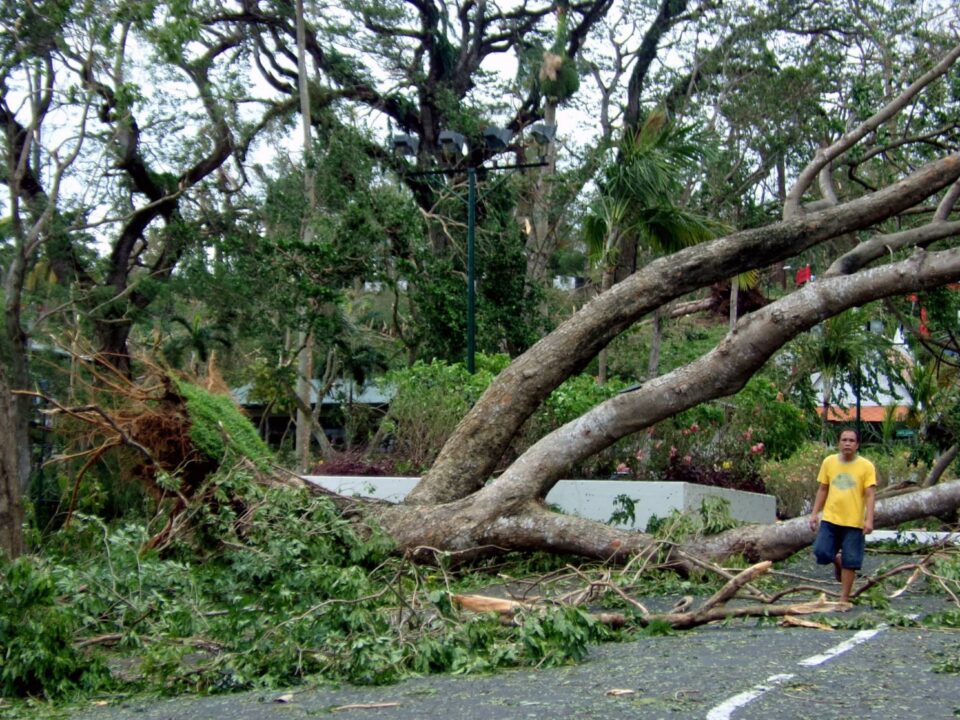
[808,483,829,532]
[863,485,876,534]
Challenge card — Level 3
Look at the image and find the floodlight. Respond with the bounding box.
[483,126,513,151]
[530,122,557,144]
[438,130,466,158]
[391,134,419,156]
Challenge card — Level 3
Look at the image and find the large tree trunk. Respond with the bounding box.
[0,362,25,559]
[374,478,960,568]
[409,155,960,505]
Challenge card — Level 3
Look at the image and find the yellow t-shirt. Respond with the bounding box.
[817,454,877,528]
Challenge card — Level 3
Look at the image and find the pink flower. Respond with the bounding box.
[635,449,646,461]
[742,427,753,441]
[683,454,693,465]
[616,463,630,474]
[669,446,678,459]
[750,442,765,455]
[689,422,699,433]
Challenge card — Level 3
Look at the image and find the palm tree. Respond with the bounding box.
[164,314,233,375]
[584,112,721,382]
[804,310,891,441]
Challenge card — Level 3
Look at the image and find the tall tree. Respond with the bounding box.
[1,1,90,558]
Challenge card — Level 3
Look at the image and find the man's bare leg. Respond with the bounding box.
[839,567,856,603]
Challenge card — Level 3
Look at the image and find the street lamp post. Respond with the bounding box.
[391,125,555,373]
[466,166,476,372]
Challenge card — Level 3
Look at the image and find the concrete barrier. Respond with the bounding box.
[303,476,777,530]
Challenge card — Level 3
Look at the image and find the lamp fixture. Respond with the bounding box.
[438,130,467,158]
[529,122,557,145]
[391,134,419,156]
[482,126,513,152]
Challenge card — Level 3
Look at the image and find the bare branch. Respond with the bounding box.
[784,42,960,219]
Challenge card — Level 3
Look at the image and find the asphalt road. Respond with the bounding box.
[63,556,960,720]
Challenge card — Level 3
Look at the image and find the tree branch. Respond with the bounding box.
[784,42,960,219]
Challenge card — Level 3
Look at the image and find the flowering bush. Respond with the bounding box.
[631,417,767,494]
[727,378,809,459]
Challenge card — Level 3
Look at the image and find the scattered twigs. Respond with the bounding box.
[766,584,837,603]
[856,560,931,598]
[63,439,120,528]
[562,563,651,617]
[450,557,861,631]
[652,595,849,630]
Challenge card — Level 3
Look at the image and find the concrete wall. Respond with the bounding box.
[304,476,777,530]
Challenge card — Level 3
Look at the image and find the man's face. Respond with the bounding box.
[839,431,859,460]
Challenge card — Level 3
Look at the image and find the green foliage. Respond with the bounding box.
[584,114,721,277]
[2,480,618,704]
[870,448,928,487]
[406,178,545,363]
[0,557,109,699]
[172,380,273,465]
[761,441,826,518]
[538,373,629,429]
[380,355,507,472]
[644,497,740,540]
[516,606,602,665]
[540,55,580,104]
[608,494,637,527]
[728,377,808,459]
[927,596,960,674]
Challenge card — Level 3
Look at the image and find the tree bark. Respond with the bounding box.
[410,155,960,505]
[924,444,959,488]
[0,363,25,559]
[463,249,960,503]
[374,479,960,568]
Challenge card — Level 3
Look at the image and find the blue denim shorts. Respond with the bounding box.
[812,520,865,570]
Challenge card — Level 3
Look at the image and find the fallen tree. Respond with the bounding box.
[18,47,960,571]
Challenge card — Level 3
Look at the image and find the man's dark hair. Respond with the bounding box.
[839,427,860,442]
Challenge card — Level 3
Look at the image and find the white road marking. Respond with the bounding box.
[705,674,796,720]
[797,625,887,667]
[705,624,891,719]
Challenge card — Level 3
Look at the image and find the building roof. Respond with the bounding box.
[233,378,395,407]
[814,405,909,422]
[810,370,913,423]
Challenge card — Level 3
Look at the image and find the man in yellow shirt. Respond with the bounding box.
[808,428,877,603]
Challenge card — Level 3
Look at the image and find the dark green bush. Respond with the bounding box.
[0,557,109,699]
